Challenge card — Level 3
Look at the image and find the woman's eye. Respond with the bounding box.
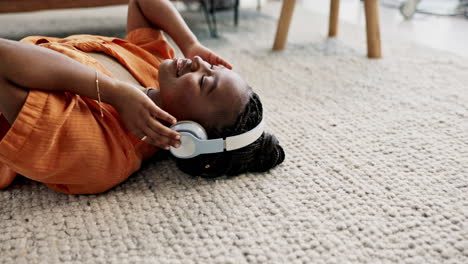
[200,65,213,88]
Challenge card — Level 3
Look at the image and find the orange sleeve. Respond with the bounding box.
[0,32,163,194]
[125,27,176,60]
[0,113,17,189]
[0,90,142,195]
[0,164,16,190]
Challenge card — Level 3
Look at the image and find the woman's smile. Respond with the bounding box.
[174,58,193,77]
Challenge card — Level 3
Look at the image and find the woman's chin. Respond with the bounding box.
[158,60,172,89]
[159,59,175,77]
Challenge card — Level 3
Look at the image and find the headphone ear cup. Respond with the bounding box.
[170,121,208,158]
[171,121,208,140]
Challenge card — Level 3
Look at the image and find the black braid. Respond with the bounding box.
[174,92,285,178]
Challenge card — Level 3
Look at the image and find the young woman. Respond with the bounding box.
[0,0,284,194]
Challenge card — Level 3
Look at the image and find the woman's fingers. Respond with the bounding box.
[141,127,180,149]
[148,104,177,126]
[146,115,180,141]
[209,53,232,69]
[215,56,232,70]
[133,130,148,143]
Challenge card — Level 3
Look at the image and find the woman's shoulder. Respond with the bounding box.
[124,27,176,60]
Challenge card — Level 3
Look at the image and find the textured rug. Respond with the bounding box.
[1,3,467,264]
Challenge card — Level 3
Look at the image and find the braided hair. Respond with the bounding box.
[174,92,285,178]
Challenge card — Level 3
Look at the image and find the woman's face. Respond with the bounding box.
[158,56,250,131]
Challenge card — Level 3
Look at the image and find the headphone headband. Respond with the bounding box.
[225,118,264,151]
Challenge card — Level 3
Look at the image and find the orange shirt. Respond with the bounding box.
[0,28,175,194]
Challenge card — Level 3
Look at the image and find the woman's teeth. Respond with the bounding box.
[176,59,191,77]
[176,58,182,77]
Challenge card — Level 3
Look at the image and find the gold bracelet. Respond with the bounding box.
[95,71,104,118]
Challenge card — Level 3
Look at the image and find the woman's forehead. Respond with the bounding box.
[208,70,250,127]
[218,68,247,91]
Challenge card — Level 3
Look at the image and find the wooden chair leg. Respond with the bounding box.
[234,0,239,26]
[364,0,382,58]
[328,0,340,37]
[200,0,218,37]
[272,0,296,51]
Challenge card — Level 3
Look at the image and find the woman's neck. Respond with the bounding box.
[147,88,162,108]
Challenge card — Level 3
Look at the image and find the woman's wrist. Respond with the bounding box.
[104,79,135,107]
[99,77,118,104]
[180,39,199,58]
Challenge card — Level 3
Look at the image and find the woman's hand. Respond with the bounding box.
[183,42,232,69]
[111,81,180,150]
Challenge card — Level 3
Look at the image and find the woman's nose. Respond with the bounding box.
[192,56,209,72]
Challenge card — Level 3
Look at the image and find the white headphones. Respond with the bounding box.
[169,119,265,159]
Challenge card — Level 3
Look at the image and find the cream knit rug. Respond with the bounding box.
[1,3,467,264]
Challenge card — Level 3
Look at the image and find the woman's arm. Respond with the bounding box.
[0,38,180,149]
[127,0,197,57]
[0,38,122,104]
[127,0,232,68]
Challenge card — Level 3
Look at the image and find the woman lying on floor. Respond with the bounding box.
[0,0,284,194]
